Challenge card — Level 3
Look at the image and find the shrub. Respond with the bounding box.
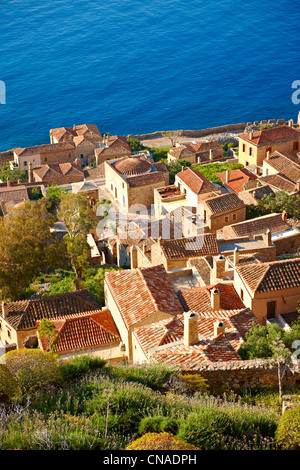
[107,362,175,390]
[126,432,199,450]
[4,349,61,394]
[139,416,179,435]
[275,406,300,450]
[178,374,208,392]
[177,409,232,450]
[0,364,20,401]
[59,355,106,381]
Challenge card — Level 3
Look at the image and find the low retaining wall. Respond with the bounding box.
[131,118,293,141]
[182,359,300,390]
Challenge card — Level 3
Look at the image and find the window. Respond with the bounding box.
[44,157,47,162]
[266,301,276,319]
[242,144,246,152]
[240,289,244,301]
[68,153,71,158]
[225,216,229,222]
[233,214,236,220]
[81,154,84,159]
[7,329,11,338]
[245,161,249,166]
[23,161,27,166]
[249,147,252,156]
[293,142,299,151]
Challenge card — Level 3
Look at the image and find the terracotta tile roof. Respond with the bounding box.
[176,167,216,194]
[50,124,101,143]
[15,142,75,156]
[0,186,29,203]
[168,146,195,159]
[178,283,245,313]
[216,168,257,193]
[95,136,131,156]
[205,192,245,214]
[33,162,84,180]
[105,265,184,329]
[153,161,168,172]
[238,185,275,206]
[38,309,120,353]
[134,306,258,365]
[126,172,166,188]
[190,140,223,154]
[159,234,219,260]
[5,290,100,330]
[114,156,152,176]
[259,172,299,194]
[221,212,290,238]
[236,258,300,294]
[240,126,300,145]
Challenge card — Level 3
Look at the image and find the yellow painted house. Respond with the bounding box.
[238,125,300,167]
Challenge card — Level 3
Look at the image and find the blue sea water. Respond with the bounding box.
[0,0,300,151]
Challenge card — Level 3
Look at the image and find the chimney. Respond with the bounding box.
[142,243,147,254]
[213,255,226,280]
[249,132,253,140]
[184,311,199,347]
[289,119,293,127]
[6,178,10,187]
[282,210,287,223]
[263,228,272,247]
[28,161,33,183]
[130,245,138,269]
[214,320,226,337]
[266,151,270,160]
[225,170,230,183]
[2,301,8,319]
[233,247,240,266]
[211,288,221,311]
[297,180,300,192]
[209,149,213,160]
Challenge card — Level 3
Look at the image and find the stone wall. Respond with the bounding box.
[182,359,300,390]
[131,119,295,142]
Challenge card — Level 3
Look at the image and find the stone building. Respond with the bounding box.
[95,135,132,165]
[12,142,77,171]
[104,264,184,360]
[0,290,101,349]
[105,155,169,211]
[260,151,300,194]
[31,162,84,185]
[238,125,300,167]
[132,307,258,365]
[50,124,102,166]
[233,258,300,325]
[203,192,246,233]
[150,233,219,271]
[167,140,223,164]
[37,309,122,361]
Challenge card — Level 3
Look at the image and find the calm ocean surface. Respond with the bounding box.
[0,0,299,151]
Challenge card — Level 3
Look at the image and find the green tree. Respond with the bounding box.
[0,162,27,183]
[46,185,68,214]
[166,160,191,184]
[58,192,97,290]
[127,137,146,153]
[0,200,65,300]
[260,191,300,221]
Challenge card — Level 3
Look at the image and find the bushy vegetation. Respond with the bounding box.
[126,432,199,450]
[30,265,121,306]
[238,320,300,360]
[191,161,243,185]
[275,406,300,450]
[0,162,27,183]
[0,353,284,450]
